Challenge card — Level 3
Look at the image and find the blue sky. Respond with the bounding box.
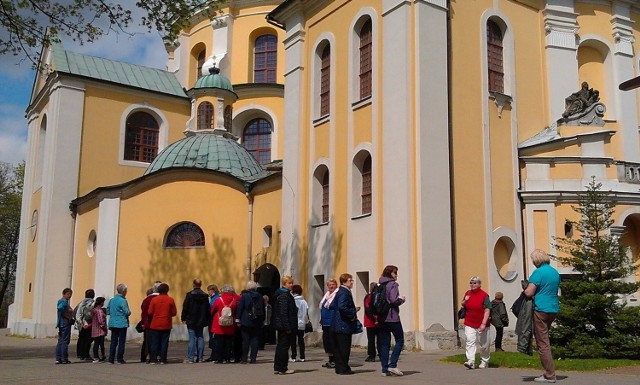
[0,30,168,165]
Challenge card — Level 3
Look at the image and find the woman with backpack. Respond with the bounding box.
[378,265,406,377]
[210,284,238,363]
[236,281,265,363]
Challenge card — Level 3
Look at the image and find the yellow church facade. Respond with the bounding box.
[10,0,640,349]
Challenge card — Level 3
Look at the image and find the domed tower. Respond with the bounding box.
[186,64,238,137]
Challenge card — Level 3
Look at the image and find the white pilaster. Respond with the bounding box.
[414,0,454,333]
[543,1,580,123]
[212,14,233,76]
[94,198,121,299]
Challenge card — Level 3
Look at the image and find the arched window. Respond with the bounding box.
[197,49,206,78]
[321,171,330,222]
[243,118,272,164]
[312,165,330,224]
[197,102,214,130]
[224,105,232,132]
[320,45,331,116]
[254,34,277,83]
[165,222,205,248]
[124,111,159,163]
[487,20,504,93]
[359,19,372,99]
[361,155,372,214]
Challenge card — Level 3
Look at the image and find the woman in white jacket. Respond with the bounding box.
[290,284,309,362]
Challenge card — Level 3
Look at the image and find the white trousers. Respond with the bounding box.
[464,325,490,364]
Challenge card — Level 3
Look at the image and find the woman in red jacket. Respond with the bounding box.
[148,283,177,364]
[210,284,238,363]
[363,282,380,362]
[461,276,491,370]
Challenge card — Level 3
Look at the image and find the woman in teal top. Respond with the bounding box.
[525,249,560,384]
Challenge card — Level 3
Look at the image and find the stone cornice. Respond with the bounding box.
[543,7,579,49]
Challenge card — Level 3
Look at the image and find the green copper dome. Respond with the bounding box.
[144,132,264,180]
[194,67,234,92]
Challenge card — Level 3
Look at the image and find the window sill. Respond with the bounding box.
[313,114,330,126]
[488,91,512,118]
[352,96,372,110]
[351,212,371,220]
[311,221,329,228]
[119,159,152,168]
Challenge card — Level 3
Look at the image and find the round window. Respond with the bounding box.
[494,237,517,281]
[87,230,97,257]
[30,210,38,241]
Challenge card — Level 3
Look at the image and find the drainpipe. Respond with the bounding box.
[445,0,461,347]
[245,183,254,281]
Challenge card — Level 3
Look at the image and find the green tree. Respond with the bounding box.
[0,162,23,326]
[1,0,222,66]
[551,177,640,358]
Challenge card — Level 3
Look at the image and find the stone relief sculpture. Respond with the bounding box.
[559,82,605,126]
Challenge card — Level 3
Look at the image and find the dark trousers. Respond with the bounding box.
[494,326,504,350]
[331,332,353,374]
[290,330,305,360]
[241,326,260,362]
[366,327,380,358]
[108,328,127,363]
[321,326,334,359]
[140,329,152,362]
[216,334,233,362]
[208,331,219,361]
[92,335,105,359]
[77,327,93,359]
[274,330,292,372]
[233,328,243,362]
[150,329,171,363]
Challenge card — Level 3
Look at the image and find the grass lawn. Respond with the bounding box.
[442,351,640,371]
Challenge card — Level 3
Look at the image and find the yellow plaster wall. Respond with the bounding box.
[117,181,250,315]
[550,163,582,179]
[353,104,373,146]
[577,46,607,110]
[72,209,98,296]
[533,209,550,254]
[22,190,42,318]
[575,3,613,40]
[489,108,516,229]
[251,188,283,271]
[185,19,215,87]
[314,122,331,160]
[78,86,190,196]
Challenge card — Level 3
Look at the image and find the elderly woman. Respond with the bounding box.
[210,284,238,363]
[524,249,560,384]
[106,283,131,364]
[461,276,490,369]
[148,283,177,364]
[319,278,338,368]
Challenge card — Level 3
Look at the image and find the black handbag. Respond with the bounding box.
[135,320,144,333]
[457,307,466,320]
[305,320,313,333]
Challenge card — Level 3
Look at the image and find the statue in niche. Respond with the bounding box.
[562,82,600,118]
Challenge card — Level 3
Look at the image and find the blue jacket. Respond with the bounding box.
[106,294,131,329]
[329,286,357,334]
[236,290,265,327]
[272,288,297,331]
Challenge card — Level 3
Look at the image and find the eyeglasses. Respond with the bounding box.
[469,281,479,285]
[347,279,354,282]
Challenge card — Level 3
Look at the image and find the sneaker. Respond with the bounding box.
[478,361,488,369]
[365,357,375,362]
[92,359,101,364]
[388,367,404,376]
[464,360,475,369]
[533,375,556,383]
[296,358,305,362]
[289,358,296,362]
[116,360,126,364]
[278,369,295,375]
[159,362,166,365]
[381,372,389,377]
[183,359,195,364]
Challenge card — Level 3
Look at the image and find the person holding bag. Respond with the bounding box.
[461,276,491,370]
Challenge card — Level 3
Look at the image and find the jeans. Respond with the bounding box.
[187,327,204,362]
[55,324,71,362]
[464,325,490,364]
[379,321,404,373]
[534,311,557,380]
[108,327,127,363]
[241,326,260,362]
[366,327,380,358]
[150,329,171,363]
[290,330,305,360]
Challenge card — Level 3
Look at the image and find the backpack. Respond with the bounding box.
[364,293,374,317]
[74,299,94,330]
[249,294,265,321]
[218,298,234,326]
[370,282,391,316]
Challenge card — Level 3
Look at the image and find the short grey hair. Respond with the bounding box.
[469,276,481,284]
[116,283,127,294]
[220,284,234,293]
[246,281,257,290]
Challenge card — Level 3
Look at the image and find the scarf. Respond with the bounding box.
[319,289,337,309]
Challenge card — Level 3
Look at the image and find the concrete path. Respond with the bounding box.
[0,331,638,385]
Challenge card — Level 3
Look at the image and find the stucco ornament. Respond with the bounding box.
[560,82,606,126]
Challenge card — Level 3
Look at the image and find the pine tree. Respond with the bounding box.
[551,177,640,358]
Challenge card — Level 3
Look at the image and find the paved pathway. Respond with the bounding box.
[0,331,638,385]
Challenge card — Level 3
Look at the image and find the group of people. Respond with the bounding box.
[460,249,560,384]
[56,252,558,383]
